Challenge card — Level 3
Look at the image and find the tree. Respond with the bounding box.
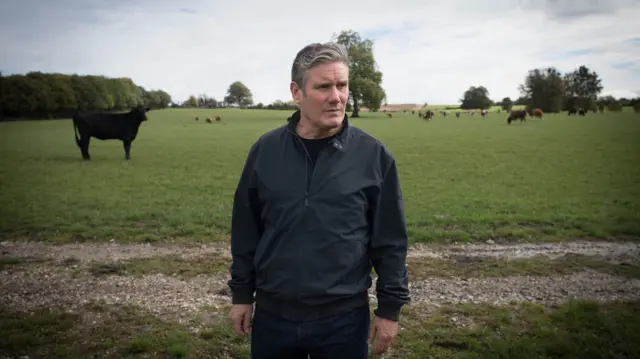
[460,86,492,110]
[333,30,385,117]
[185,95,198,108]
[518,67,565,113]
[0,72,164,120]
[360,78,386,112]
[500,97,513,111]
[225,81,253,107]
[563,65,603,110]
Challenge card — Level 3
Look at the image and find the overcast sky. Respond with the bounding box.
[1,0,639,105]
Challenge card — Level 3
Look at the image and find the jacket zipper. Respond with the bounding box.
[291,131,313,308]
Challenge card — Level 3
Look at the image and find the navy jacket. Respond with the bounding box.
[228,110,410,322]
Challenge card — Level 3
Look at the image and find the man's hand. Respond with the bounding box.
[229,304,254,336]
[368,315,399,355]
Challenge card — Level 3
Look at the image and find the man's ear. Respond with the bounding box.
[290,81,302,105]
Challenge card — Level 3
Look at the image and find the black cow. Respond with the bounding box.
[72,106,150,160]
[507,109,527,124]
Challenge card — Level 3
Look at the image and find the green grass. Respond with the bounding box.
[2,300,639,358]
[1,108,639,244]
[396,300,640,359]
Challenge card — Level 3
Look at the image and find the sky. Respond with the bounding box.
[1,0,639,105]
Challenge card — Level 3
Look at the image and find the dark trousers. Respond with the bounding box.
[250,304,371,359]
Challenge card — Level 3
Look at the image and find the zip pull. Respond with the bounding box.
[304,193,309,207]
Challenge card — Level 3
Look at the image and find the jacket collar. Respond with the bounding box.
[286,110,350,151]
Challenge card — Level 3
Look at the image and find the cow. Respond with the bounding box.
[480,109,488,118]
[568,108,577,115]
[455,112,460,118]
[531,108,544,119]
[578,108,586,116]
[507,109,527,124]
[206,117,212,123]
[72,106,150,160]
[387,113,393,118]
[423,110,434,120]
[195,116,199,121]
[215,115,222,122]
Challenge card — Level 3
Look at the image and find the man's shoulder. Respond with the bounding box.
[348,125,395,160]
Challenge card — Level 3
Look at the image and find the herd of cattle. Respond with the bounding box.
[384,106,593,124]
[68,105,599,161]
[385,108,493,120]
[195,115,222,123]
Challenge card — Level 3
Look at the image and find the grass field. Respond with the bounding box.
[2,107,640,358]
[1,108,639,244]
[2,299,640,359]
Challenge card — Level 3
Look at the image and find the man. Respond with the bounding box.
[228,41,410,359]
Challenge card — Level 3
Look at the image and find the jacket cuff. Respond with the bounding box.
[374,301,404,322]
[231,287,255,304]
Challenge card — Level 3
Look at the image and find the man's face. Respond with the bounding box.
[291,61,349,132]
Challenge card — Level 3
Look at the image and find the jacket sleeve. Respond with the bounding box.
[369,157,410,321]
[228,142,263,305]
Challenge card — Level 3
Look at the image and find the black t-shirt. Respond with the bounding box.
[300,136,333,166]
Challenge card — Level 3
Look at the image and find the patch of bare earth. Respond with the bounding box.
[0,264,231,324]
[2,239,640,324]
[408,239,640,263]
[402,270,640,307]
[0,239,230,263]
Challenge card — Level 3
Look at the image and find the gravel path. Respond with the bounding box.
[0,264,230,323]
[0,240,230,262]
[405,270,640,306]
[2,239,640,323]
[408,240,640,262]
[3,239,639,263]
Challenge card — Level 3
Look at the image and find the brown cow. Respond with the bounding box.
[387,113,393,118]
[215,115,221,122]
[531,108,543,119]
[205,117,212,123]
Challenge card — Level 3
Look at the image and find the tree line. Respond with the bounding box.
[2,29,639,121]
[0,71,172,120]
[460,65,640,113]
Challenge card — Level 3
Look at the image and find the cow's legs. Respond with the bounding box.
[123,140,132,160]
[80,137,91,160]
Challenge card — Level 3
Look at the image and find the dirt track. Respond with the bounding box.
[2,239,639,322]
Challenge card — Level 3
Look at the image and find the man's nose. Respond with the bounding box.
[328,87,341,102]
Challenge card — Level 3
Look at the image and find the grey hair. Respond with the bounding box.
[291,42,350,91]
